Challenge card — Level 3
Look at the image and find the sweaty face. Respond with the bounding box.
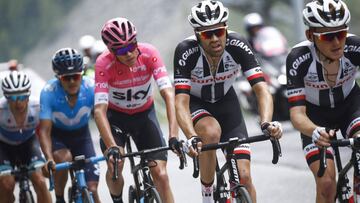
[196,23,227,57]
[311,26,348,61]
[113,40,139,67]
[58,73,82,96]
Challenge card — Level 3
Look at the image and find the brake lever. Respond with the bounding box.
[178,140,187,170]
[317,147,327,177]
[48,161,55,191]
[270,138,282,164]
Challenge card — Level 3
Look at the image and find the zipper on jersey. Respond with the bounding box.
[329,87,335,108]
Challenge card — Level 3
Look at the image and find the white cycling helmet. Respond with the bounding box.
[303,0,350,28]
[243,13,264,31]
[79,35,96,50]
[188,0,229,28]
[1,71,31,94]
[92,40,107,55]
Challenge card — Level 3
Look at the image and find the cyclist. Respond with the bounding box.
[174,1,283,202]
[38,48,101,203]
[286,0,360,202]
[243,12,265,48]
[94,17,179,203]
[79,35,96,78]
[0,71,52,203]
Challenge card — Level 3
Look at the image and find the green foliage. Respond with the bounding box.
[0,0,79,61]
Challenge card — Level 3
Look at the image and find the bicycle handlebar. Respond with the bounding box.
[0,161,45,176]
[191,134,282,178]
[318,136,360,177]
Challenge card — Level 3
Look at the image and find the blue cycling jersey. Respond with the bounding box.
[39,77,94,130]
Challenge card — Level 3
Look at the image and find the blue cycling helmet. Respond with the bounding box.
[52,48,83,75]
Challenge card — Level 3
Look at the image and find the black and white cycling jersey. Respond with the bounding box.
[286,35,360,108]
[174,32,265,103]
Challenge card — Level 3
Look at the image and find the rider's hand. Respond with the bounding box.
[261,121,283,139]
[312,127,334,147]
[104,146,122,163]
[185,136,202,157]
[42,159,55,178]
[168,137,182,156]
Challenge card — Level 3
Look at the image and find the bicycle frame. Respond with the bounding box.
[49,155,105,203]
[0,161,44,203]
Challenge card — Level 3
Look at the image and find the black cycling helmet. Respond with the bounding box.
[52,48,83,76]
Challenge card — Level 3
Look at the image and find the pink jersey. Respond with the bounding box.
[94,43,172,114]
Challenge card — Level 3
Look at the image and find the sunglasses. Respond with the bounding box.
[59,73,82,82]
[5,93,30,101]
[196,26,227,40]
[313,28,348,42]
[113,42,138,56]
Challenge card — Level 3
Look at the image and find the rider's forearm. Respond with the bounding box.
[38,127,53,160]
[94,105,117,148]
[253,82,273,123]
[175,94,197,139]
[160,88,179,139]
[290,106,317,137]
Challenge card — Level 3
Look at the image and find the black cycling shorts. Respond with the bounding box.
[189,87,251,160]
[301,85,360,166]
[51,125,99,182]
[100,104,167,161]
[0,135,45,171]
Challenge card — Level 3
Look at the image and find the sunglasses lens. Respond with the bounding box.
[319,30,347,42]
[60,74,81,82]
[115,42,137,56]
[7,95,29,101]
[199,28,226,39]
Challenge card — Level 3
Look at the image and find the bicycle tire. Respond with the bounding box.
[128,185,137,203]
[19,190,35,203]
[81,188,93,203]
[144,187,162,203]
[232,186,252,203]
[67,186,75,203]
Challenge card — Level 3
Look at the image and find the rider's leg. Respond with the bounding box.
[105,146,125,203]
[237,159,257,203]
[195,116,221,203]
[309,159,336,203]
[30,171,52,203]
[150,160,174,203]
[0,176,16,203]
[53,149,73,202]
[87,181,101,203]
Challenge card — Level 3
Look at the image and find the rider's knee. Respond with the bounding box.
[151,167,170,185]
[0,177,16,192]
[201,126,221,143]
[87,181,99,193]
[31,172,47,188]
[317,176,336,194]
[239,169,252,186]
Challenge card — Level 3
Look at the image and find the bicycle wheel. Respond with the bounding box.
[67,186,75,203]
[128,185,137,203]
[81,188,93,203]
[19,190,35,203]
[232,186,252,203]
[144,187,162,203]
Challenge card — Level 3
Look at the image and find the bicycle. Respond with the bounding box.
[48,155,105,203]
[122,133,186,203]
[318,134,360,203]
[190,135,282,203]
[0,161,45,203]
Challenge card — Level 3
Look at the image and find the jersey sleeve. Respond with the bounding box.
[345,35,360,66]
[144,43,172,90]
[94,54,110,105]
[39,84,53,120]
[173,39,198,95]
[226,32,265,86]
[286,46,312,107]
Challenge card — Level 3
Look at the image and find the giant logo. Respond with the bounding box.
[178,47,199,67]
[290,53,311,76]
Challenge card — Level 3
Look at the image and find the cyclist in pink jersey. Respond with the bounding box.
[94,17,180,203]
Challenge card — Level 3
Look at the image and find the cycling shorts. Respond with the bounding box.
[0,135,45,171]
[51,125,99,182]
[100,105,167,161]
[301,85,360,166]
[189,87,250,160]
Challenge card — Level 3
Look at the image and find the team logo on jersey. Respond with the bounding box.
[99,71,105,76]
[192,66,203,78]
[152,57,158,62]
[290,53,311,76]
[178,46,199,67]
[112,85,151,101]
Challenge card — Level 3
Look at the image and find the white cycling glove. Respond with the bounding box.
[312,127,325,143]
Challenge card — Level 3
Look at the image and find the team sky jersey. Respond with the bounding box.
[286,35,360,108]
[94,43,172,114]
[39,77,94,130]
[0,97,39,145]
[173,31,265,103]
